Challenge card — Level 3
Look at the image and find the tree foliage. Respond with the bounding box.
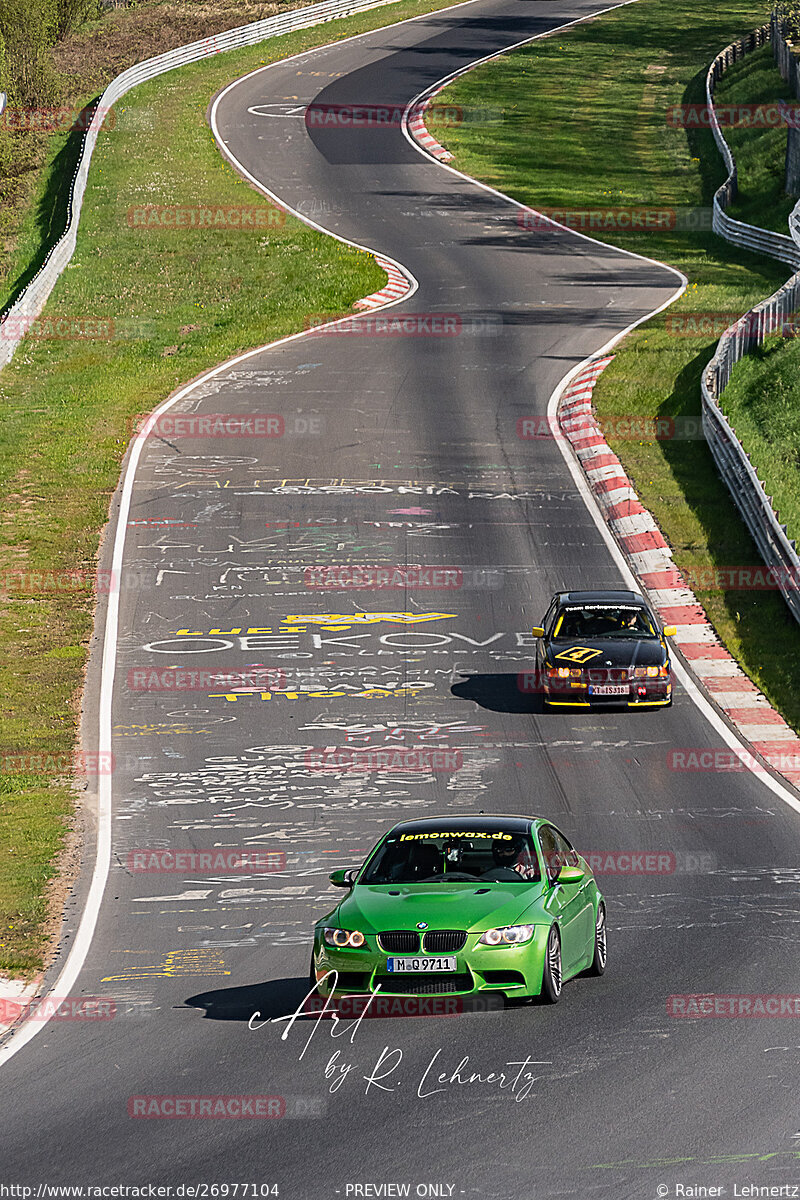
[0,0,100,105]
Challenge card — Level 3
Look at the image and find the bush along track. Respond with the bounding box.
[425,0,800,737]
[0,0,463,981]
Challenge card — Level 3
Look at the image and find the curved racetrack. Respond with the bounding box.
[3,2,800,1195]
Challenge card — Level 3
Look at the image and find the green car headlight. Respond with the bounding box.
[323,928,365,948]
[479,924,535,947]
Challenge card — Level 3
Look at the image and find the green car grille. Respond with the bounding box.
[422,930,467,952]
[377,930,467,953]
[378,931,420,953]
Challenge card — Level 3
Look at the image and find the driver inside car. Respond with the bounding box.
[407,843,442,880]
[489,836,538,880]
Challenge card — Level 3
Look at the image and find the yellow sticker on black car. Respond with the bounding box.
[554,646,604,664]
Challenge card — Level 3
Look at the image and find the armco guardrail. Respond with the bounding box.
[0,0,402,368]
[707,22,800,269]
[701,20,800,624]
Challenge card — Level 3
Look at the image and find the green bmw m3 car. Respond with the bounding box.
[311,815,606,1004]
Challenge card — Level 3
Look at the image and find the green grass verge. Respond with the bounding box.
[0,0,466,978]
[721,333,800,544]
[428,0,800,732]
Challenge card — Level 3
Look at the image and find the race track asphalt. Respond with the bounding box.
[2,2,800,1196]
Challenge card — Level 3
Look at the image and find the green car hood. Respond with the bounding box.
[333,881,548,933]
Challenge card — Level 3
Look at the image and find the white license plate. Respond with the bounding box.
[589,684,629,696]
[386,956,457,973]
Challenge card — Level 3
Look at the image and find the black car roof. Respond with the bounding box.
[389,815,534,836]
[556,589,646,606]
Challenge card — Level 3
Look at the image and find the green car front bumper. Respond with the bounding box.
[312,925,551,999]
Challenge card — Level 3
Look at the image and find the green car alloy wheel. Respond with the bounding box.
[311,815,606,1005]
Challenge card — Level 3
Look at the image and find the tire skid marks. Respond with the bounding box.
[129,739,497,812]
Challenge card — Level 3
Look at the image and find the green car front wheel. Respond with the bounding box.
[540,926,563,1004]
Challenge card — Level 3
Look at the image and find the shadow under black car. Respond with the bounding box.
[451,673,543,713]
[451,672,671,715]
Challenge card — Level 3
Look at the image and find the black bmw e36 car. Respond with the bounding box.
[531,589,676,708]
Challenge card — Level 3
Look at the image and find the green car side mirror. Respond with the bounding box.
[329,868,357,888]
[556,864,585,885]
[531,626,545,638]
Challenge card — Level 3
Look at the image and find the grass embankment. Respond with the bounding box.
[428,0,800,729]
[0,0,462,978]
[721,335,800,544]
[1,0,359,316]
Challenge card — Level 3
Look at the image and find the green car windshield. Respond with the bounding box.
[360,831,540,884]
[553,605,658,640]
